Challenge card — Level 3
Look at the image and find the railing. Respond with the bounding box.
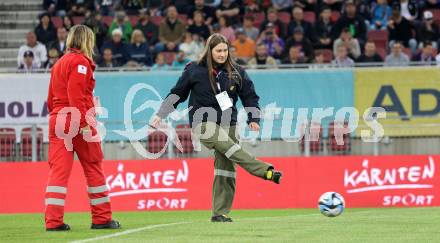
[0,61,439,73]
[2,118,440,162]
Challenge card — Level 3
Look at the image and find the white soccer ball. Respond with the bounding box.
[318,192,345,217]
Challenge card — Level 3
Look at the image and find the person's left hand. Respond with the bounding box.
[249,122,260,131]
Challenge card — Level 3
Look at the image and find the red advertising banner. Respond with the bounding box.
[0,155,438,213]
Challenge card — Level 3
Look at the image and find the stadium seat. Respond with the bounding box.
[162,52,177,65]
[327,121,351,154]
[331,11,340,22]
[151,16,163,25]
[300,122,323,154]
[147,129,168,154]
[174,124,194,154]
[72,16,85,25]
[432,9,440,25]
[0,128,16,160]
[303,11,316,24]
[245,12,265,28]
[52,16,62,28]
[368,30,388,51]
[278,12,291,24]
[102,16,113,26]
[177,14,188,24]
[20,127,43,161]
[129,15,139,26]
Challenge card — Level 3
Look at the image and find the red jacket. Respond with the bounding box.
[47,48,96,129]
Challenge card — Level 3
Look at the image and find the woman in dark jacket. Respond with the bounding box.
[127,29,153,66]
[151,33,283,223]
[35,12,57,47]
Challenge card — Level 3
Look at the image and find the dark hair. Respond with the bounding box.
[198,33,240,94]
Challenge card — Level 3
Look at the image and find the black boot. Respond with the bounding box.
[91,220,121,229]
[211,215,233,222]
[265,169,283,184]
[46,223,71,231]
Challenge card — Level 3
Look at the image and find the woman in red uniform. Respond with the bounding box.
[45,25,120,231]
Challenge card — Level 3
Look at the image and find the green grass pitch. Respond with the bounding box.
[0,208,439,242]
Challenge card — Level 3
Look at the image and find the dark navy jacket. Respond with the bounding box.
[157,61,261,127]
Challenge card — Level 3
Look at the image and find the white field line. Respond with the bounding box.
[69,222,190,243]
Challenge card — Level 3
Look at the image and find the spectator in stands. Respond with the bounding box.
[232,28,255,61]
[121,0,144,15]
[257,23,285,59]
[244,0,265,13]
[35,12,57,47]
[295,0,319,12]
[179,32,204,61]
[332,0,367,47]
[151,53,171,70]
[171,50,191,69]
[260,7,287,39]
[98,48,121,67]
[187,0,215,26]
[425,0,440,9]
[333,28,361,59]
[95,0,115,16]
[332,46,354,67]
[370,0,392,30]
[412,41,436,65]
[322,0,343,11]
[68,0,94,16]
[108,11,133,42]
[18,51,40,72]
[417,11,439,49]
[282,46,307,65]
[385,41,410,66]
[43,0,68,17]
[44,48,60,70]
[187,11,211,41]
[135,9,159,51]
[248,43,278,68]
[127,29,153,66]
[157,5,186,52]
[84,13,108,50]
[216,0,240,26]
[48,27,67,55]
[243,15,259,41]
[271,0,293,12]
[229,45,247,65]
[218,16,236,43]
[62,15,74,31]
[387,3,417,53]
[312,51,327,64]
[283,26,314,62]
[314,6,333,49]
[17,31,47,68]
[288,6,316,44]
[101,29,129,66]
[357,41,384,63]
[399,0,419,22]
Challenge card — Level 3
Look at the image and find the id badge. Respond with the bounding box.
[215,91,233,111]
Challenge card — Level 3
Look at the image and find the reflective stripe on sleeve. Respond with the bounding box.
[225,144,241,158]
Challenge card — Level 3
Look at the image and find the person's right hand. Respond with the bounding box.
[150,115,162,129]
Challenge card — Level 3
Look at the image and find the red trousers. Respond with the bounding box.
[45,115,112,229]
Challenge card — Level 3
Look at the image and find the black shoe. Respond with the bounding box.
[46,223,71,231]
[211,215,233,222]
[91,220,121,229]
[271,170,282,184]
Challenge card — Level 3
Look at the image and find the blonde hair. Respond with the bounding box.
[131,29,145,44]
[66,25,95,59]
